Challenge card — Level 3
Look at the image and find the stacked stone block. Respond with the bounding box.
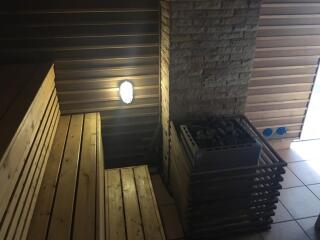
[160,0,262,178]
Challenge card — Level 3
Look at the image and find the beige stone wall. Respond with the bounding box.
[160,0,262,179]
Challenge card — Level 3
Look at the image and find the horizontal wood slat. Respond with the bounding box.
[0,9,160,167]
[0,64,61,240]
[246,1,319,148]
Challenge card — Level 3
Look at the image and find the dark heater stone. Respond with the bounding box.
[180,118,261,171]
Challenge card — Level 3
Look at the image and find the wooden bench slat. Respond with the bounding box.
[73,113,97,240]
[96,113,106,240]
[27,115,71,240]
[121,168,144,240]
[0,67,55,221]
[106,169,126,240]
[134,166,165,240]
[12,101,60,239]
[0,91,58,239]
[105,166,166,240]
[19,104,60,240]
[47,114,83,240]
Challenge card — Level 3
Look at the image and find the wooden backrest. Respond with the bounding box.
[0,64,60,239]
[27,113,105,240]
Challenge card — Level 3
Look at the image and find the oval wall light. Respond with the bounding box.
[119,81,134,104]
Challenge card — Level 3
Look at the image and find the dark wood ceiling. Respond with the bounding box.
[2,0,158,11]
[0,4,160,168]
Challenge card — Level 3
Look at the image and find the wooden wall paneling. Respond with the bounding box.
[47,114,83,240]
[0,90,57,239]
[0,66,55,224]
[246,0,320,147]
[27,116,71,240]
[0,9,160,167]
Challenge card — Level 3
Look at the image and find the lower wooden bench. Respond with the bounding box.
[105,165,165,240]
[27,113,105,240]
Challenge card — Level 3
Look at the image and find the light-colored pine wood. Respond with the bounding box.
[73,113,97,240]
[134,166,165,240]
[96,113,106,240]
[47,114,83,240]
[0,91,57,239]
[27,115,71,240]
[121,168,144,240]
[20,106,60,240]
[11,101,60,240]
[106,169,126,240]
[0,66,55,221]
[0,63,54,158]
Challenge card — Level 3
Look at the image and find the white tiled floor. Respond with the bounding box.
[254,139,320,240]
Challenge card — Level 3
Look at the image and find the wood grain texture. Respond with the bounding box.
[134,166,165,240]
[105,166,165,240]
[96,113,105,240]
[0,63,55,233]
[247,1,320,148]
[27,115,70,240]
[0,9,160,167]
[18,104,60,240]
[72,113,97,240]
[0,92,58,240]
[47,114,83,240]
[106,169,126,240]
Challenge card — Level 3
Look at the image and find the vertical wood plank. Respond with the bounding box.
[0,67,55,221]
[134,166,165,240]
[47,114,83,240]
[72,113,97,240]
[27,115,71,240]
[121,168,144,240]
[96,113,105,240]
[106,169,126,240]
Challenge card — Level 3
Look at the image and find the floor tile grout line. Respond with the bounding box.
[276,199,312,239]
[285,161,320,201]
[280,151,320,240]
[296,220,313,240]
[306,184,320,201]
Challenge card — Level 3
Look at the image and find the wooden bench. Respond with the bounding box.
[27,113,105,240]
[0,64,105,240]
[105,165,165,240]
[0,63,165,240]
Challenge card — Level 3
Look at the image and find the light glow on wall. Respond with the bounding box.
[119,81,134,104]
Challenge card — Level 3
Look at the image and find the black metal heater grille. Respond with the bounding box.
[169,115,287,239]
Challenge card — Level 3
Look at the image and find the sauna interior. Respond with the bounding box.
[1,0,320,240]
